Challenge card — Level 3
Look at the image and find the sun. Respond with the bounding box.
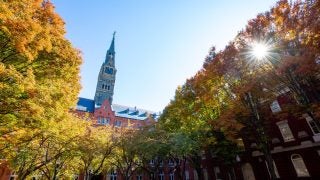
[251,42,269,60]
[243,39,278,67]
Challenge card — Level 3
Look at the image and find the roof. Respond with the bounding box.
[112,104,160,121]
[76,98,160,121]
[76,97,95,112]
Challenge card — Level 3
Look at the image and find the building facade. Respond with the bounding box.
[239,88,320,180]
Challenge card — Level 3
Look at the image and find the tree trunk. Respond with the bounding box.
[246,92,277,180]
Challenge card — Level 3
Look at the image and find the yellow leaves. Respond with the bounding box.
[0,1,83,177]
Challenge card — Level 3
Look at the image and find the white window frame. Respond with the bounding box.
[276,120,295,142]
[10,172,17,180]
[169,172,174,180]
[185,171,190,180]
[159,171,164,180]
[304,115,320,135]
[265,160,280,178]
[214,166,222,180]
[270,100,281,113]
[109,170,117,180]
[291,154,310,177]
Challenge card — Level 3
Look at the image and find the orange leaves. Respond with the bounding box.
[0,0,65,61]
[0,1,83,177]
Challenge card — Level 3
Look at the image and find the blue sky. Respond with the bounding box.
[52,0,278,112]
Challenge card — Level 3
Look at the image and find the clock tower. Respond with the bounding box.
[94,32,117,106]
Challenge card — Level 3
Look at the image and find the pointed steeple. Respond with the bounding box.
[95,32,117,106]
[107,31,115,54]
[105,32,116,64]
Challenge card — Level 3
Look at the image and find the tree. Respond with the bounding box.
[77,126,115,180]
[0,0,82,179]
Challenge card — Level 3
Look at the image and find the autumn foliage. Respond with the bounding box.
[0,0,320,179]
[159,0,320,179]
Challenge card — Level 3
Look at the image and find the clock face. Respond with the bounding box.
[104,67,113,75]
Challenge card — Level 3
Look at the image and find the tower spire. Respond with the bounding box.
[109,31,116,54]
[95,33,117,106]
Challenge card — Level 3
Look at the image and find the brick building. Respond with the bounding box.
[238,88,320,180]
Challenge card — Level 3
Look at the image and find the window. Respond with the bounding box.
[10,172,17,180]
[203,169,208,180]
[115,121,122,127]
[185,171,189,180]
[201,150,206,159]
[265,160,280,178]
[159,171,164,180]
[106,118,110,125]
[315,56,320,64]
[169,172,174,180]
[100,118,110,125]
[276,120,294,142]
[149,159,154,165]
[214,166,222,180]
[305,115,320,135]
[291,154,310,177]
[150,173,155,179]
[109,170,117,180]
[97,117,101,124]
[168,159,174,166]
[270,100,281,113]
[193,170,198,180]
[159,160,163,166]
[136,175,142,180]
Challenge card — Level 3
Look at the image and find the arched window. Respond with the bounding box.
[242,163,256,180]
[291,154,310,177]
[102,84,105,89]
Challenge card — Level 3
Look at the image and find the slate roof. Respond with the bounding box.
[76,97,95,112]
[112,104,159,121]
[76,97,160,120]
